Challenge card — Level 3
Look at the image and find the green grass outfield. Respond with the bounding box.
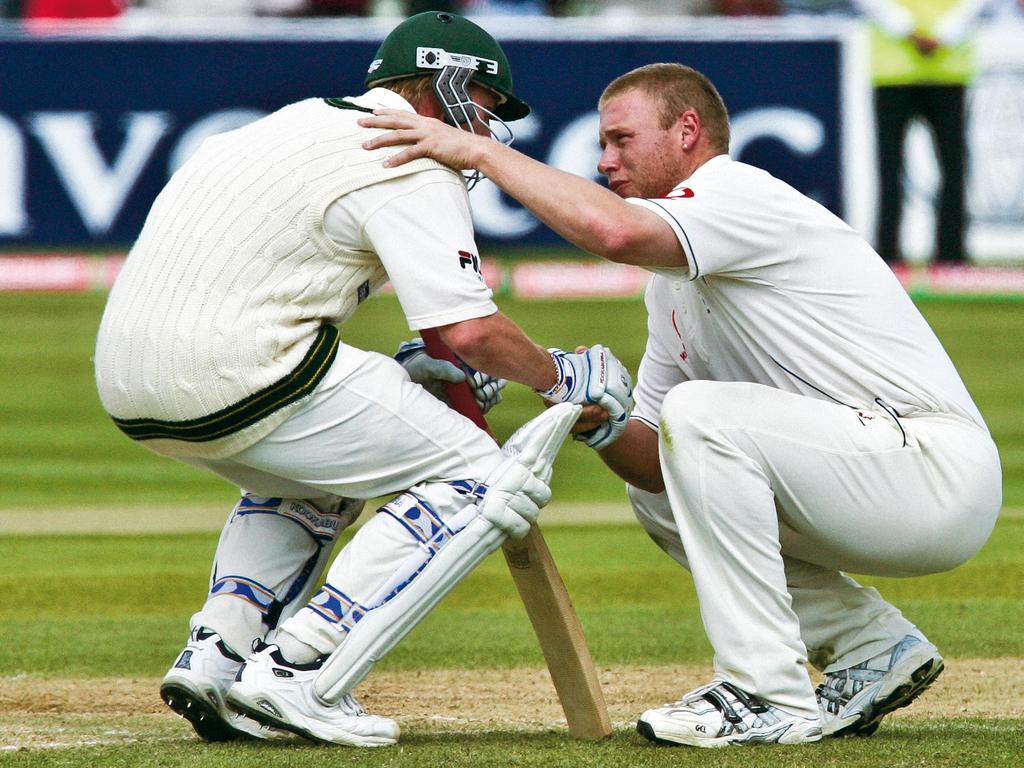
[2,290,1023,509]
[1,290,1023,765]
[1,518,1022,766]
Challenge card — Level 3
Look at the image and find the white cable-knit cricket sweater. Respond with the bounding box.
[94,94,451,459]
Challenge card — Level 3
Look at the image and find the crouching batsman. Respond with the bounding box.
[358,62,1003,746]
[93,12,633,747]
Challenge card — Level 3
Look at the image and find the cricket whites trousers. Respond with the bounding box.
[631,380,1001,718]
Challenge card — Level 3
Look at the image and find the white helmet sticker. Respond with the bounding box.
[367,58,383,74]
[416,47,498,75]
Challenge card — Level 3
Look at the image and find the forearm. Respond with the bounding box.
[595,419,664,493]
[360,109,681,266]
[473,141,651,262]
[437,312,556,391]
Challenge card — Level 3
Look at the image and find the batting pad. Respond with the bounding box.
[190,495,362,656]
[498,402,581,484]
[313,402,581,702]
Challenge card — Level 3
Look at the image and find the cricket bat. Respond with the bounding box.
[420,328,612,740]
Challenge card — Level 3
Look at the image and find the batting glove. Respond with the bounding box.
[536,345,634,450]
[478,402,580,539]
[395,339,507,414]
[479,455,550,539]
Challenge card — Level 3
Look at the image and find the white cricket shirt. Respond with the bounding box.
[628,155,986,432]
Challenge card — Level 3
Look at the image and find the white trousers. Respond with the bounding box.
[638,380,1001,718]
[188,344,501,500]
[181,344,503,655]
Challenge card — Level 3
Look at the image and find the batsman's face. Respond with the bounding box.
[464,84,499,135]
[421,83,497,135]
[598,89,686,199]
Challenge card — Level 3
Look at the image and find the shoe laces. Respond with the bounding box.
[817,636,921,706]
[337,693,367,717]
[817,661,890,708]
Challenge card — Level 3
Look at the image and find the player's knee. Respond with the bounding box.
[236,495,350,543]
[659,380,730,443]
[309,496,366,531]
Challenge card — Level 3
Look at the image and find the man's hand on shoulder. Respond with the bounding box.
[359,110,489,172]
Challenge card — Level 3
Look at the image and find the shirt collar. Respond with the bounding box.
[343,88,417,113]
[673,153,731,190]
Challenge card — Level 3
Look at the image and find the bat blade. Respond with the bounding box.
[419,329,612,739]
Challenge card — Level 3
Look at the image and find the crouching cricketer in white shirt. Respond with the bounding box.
[360,62,1002,747]
[94,12,633,747]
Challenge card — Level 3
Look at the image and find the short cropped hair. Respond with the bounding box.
[599,63,730,153]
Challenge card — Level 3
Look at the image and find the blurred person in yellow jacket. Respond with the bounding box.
[853,0,997,263]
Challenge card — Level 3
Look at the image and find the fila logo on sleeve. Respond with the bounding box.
[458,250,481,275]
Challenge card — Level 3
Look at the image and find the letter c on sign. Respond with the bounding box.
[729,107,825,159]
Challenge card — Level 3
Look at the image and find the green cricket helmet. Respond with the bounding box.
[365,11,530,122]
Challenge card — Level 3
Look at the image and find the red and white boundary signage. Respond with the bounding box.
[509,261,651,299]
[1,254,1022,298]
[0,254,125,292]
[891,264,1024,297]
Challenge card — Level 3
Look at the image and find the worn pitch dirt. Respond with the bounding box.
[1,659,1018,749]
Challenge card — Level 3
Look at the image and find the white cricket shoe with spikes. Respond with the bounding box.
[637,681,823,748]
[227,643,399,747]
[817,635,944,737]
[160,627,272,742]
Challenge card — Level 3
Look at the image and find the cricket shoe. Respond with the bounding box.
[226,643,398,747]
[816,634,944,737]
[637,681,823,748]
[160,627,272,742]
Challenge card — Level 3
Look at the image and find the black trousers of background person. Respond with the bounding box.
[874,84,967,263]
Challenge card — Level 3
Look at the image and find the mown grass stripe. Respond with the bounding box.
[0,505,1020,535]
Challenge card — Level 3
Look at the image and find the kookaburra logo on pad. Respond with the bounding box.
[416,47,499,74]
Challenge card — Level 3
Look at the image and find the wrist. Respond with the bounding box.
[472,137,502,179]
[535,350,564,398]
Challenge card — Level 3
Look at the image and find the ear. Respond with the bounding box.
[677,109,700,151]
[411,94,443,121]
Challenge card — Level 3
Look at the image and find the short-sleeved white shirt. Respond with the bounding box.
[628,155,986,431]
[323,101,496,331]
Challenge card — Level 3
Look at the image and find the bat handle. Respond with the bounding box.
[419,328,491,433]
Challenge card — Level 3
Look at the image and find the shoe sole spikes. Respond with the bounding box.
[832,656,945,738]
[160,680,257,742]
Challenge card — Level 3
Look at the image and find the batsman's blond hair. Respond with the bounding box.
[384,75,436,106]
[600,63,731,153]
